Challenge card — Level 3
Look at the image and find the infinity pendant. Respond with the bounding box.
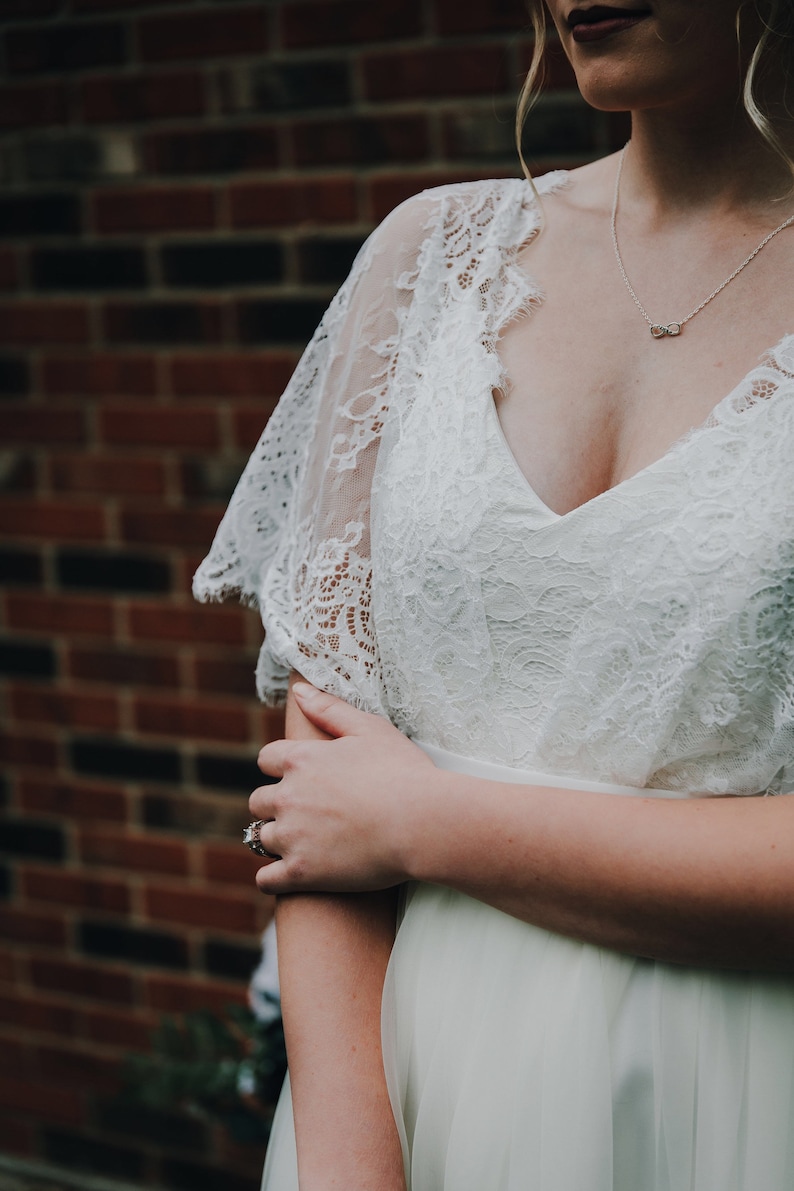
[650,322,682,338]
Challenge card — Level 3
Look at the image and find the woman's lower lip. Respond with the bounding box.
[571,15,649,42]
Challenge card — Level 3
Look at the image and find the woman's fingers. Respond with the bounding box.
[249,782,277,821]
[248,702,427,895]
[255,859,290,892]
[256,818,281,861]
[292,682,384,739]
[257,738,293,777]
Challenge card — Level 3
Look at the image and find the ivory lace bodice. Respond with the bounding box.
[194,174,794,795]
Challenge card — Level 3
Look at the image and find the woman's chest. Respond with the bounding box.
[372,312,794,632]
[371,355,794,783]
[496,202,794,520]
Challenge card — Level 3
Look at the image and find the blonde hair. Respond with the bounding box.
[741,0,794,185]
[515,1,794,185]
[514,2,547,185]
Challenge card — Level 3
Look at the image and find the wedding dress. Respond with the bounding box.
[194,172,794,1190]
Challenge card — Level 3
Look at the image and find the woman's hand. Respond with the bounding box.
[249,683,439,894]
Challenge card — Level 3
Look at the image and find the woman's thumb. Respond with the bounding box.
[291,682,368,738]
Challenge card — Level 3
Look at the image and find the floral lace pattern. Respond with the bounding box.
[195,178,794,796]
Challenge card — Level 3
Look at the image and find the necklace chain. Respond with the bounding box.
[610,143,794,339]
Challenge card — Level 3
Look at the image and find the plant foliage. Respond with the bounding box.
[121,998,286,1144]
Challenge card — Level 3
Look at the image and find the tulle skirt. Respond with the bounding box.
[261,746,794,1191]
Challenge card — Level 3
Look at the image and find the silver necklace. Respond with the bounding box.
[610,143,794,339]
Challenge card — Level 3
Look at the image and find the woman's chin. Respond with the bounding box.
[571,59,713,117]
[572,73,660,115]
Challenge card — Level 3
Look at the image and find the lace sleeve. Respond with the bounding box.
[192,194,441,710]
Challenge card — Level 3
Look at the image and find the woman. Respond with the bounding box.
[194,2,794,1188]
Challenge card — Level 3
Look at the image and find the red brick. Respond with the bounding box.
[145,973,247,1014]
[68,645,179,690]
[256,706,286,744]
[135,789,252,842]
[434,0,528,35]
[102,300,223,345]
[193,655,259,698]
[5,19,125,75]
[34,1043,120,1093]
[144,884,258,933]
[292,114,429,168]
[6,593,115,638]
[49,454,166,499]
[367,168,497,221]
[229,177,358,229]
[0,454,37,494]
[0,1075,84,1126]
[0,948,16,984]
[203,842,268,889]
[363,46,508,102]
[120,508,225,549]
[0,0,61,18]
[0,907,67,948]
[134,696,250,744]
[0,246,20,289]
[21,866,130,915]
[0,81,68,128]
[30,957,133,1004]
[91,186,216,234]
[282,0,422,49]
[0,732,59,771]
[0,500,106,542]
[0,302,89,346]
[19,778,127,824]
[10,685,120,733]
[233,403,279,450]
[143,124,278,176]
[99,404,220,450]
[169,351,297,398]
[80,1005,155,1051]
[138,7,267,63]
[81,70,205,123]
[0,1035,29,1073]
[181,551,208,583]
[79,828,189,876]
[42,352,158,397]
[0,992,78,1037]
[73,0,193,9]
[0,406,85,446]
[128,604,247,647]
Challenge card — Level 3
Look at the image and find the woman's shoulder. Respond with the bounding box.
[367,172,569,278]
[381,172,568,233]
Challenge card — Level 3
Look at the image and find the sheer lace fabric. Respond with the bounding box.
[195,174,794,796]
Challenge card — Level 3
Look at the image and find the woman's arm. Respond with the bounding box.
[252,684,794,972]
[417,763,794,971]
[267,676,405,1191]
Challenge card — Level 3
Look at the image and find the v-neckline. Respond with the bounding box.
[487,173,794,524]
[487,333,794,524]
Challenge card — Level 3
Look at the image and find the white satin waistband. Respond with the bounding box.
[413,740,690,799]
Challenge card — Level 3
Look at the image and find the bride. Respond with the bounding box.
[195,2,794,1188]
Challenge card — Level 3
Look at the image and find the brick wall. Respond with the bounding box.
[0,1,626,1187]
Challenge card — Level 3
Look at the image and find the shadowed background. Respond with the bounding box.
[0,1,626,1188]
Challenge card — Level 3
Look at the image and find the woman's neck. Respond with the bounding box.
[622,105,794,225]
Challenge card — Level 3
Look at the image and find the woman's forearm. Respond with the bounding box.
[277,891,404,1190]
[410,770,794,971]
[275,677,405,1191]
[255,687,794,973]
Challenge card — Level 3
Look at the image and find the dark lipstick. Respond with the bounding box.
[568,6,651,43]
